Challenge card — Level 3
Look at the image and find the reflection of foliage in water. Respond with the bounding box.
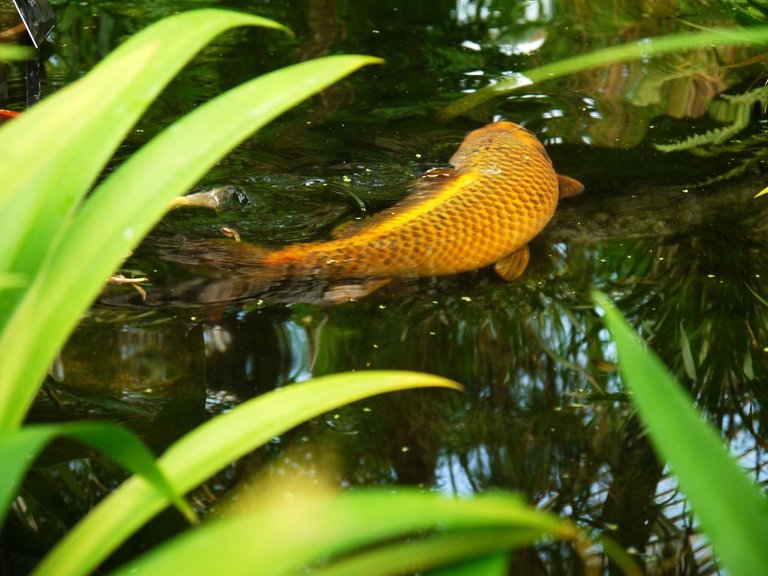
[436,0,766,150]
[656,85,768,183]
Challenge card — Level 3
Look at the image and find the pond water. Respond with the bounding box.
[3,0,768,574]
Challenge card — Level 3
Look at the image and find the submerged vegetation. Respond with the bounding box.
[655,85,768,183]
[2,1,768,575]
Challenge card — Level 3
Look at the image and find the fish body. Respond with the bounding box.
[187,121,582,284]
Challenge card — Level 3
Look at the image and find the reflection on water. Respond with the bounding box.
[4,0,768,574]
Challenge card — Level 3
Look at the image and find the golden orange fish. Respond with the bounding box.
[168,121,583,301]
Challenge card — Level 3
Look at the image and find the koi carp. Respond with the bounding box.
[167,121,583,302]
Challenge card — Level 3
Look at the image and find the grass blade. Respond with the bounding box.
[439,26,768,121]
[0,423,196,529]
[593,290,768,576]
[34,372,459,576]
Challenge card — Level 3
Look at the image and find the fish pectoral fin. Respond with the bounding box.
[493,246,530,281]
[557,174,584,199]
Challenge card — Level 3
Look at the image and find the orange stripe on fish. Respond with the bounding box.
[168,121,583,300]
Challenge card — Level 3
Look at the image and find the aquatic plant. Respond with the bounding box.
[655,85,768,183]
[656,85,768,152]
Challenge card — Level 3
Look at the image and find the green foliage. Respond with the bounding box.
[721,0,768,24]
[663,85,768,152]
[2,7,764,576]
[594,291,768,576]
[654,87,762,152]
[655,85,768,183]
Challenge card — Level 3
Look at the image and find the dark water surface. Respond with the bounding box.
[4,0,768,573]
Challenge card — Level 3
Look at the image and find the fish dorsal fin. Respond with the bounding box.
[332,168,476,240]
[557,174,584,198]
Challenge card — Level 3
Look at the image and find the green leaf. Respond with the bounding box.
[108,490,575,576]
[0,9,287,329]
[0,423,196,529]
[439,26,768,121]
[34,372,460,576]
[0,28,379,431]
[593,290,768,576]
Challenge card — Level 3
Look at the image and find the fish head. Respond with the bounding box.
[472,121,546,150]
[450,121,551,169]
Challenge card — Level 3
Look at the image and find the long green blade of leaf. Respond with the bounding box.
[0,422,196,529]
[34,372,460,576]
[109,490,576,576]
[439,26,768,121]
[0,54,379,432]
[0,9,287,328]
[593,290,768,576]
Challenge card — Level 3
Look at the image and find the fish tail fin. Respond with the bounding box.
[150,239,292,303]
[163,238,276,271]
